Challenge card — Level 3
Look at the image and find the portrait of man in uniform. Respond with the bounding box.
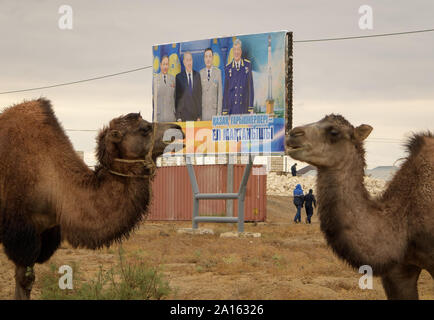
[153,55,176,122]
[200,48,223,121]
[222,39,254,115]
[175,51,202,121]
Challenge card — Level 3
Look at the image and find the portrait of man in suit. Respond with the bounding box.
[153,55,176,122]
[175,51,202,121]
[200,48,223,121]
[223,39,254,115]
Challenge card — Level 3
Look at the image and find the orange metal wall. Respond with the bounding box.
[147,165,267,221]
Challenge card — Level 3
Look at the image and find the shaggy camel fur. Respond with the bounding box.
[287,114,433,299]
[0,98,182,299]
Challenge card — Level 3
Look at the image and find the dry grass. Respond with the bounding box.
[0,195,432,300]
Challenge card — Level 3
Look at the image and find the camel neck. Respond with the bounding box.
[316,152,406,273]
[57,164,151,249]
[317,156,369,231]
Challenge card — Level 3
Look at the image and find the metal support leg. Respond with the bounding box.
[237,157,253,233]
[226,155,234,217]
[186,155,254,232]
[186,157,199,194]
[186,157,200,229]
[193,198,199,229]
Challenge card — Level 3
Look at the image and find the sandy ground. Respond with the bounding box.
[0,195,432,300]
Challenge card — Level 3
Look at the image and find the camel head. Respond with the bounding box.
[286,114,373,168]
[96,113,183,167]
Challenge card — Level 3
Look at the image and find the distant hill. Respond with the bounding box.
[296,165,315,176]
[365,166,399,180]
[299,165,399,181]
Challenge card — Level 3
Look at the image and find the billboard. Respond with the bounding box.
[152,31,292,156]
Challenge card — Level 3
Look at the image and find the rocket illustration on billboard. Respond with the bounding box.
[266,35,274,115]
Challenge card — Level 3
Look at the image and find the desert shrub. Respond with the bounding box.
[40,248,170,300]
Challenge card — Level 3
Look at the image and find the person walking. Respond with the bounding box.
[303,189,317,224]
[291,163,297,176]
[293,184,304,223]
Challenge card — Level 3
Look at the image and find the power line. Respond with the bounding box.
[0,66,152,95]
[293,28,434,43]
[366,140,402,144]
[1,28,433,95]
[368,138,402,142]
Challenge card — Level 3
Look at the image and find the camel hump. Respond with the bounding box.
[1,98,65,132]
[2,97,51,111]
[405,131,434,156]
[36,97,54,114]
[1,98,53,118]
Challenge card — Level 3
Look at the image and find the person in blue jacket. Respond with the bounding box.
[293,184,304,223]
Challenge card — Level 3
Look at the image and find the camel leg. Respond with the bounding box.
[381,264,421,300]
[14,264,35,300]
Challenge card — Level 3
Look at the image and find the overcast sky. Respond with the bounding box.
[0,0,433,168]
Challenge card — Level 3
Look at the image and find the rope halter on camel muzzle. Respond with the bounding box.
[108,123,157,179]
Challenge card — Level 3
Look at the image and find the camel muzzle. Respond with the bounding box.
[286,127,307,152]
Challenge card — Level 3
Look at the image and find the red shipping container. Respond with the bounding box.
[147,164,266,221]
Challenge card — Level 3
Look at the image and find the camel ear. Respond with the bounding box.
[354,124,373,142]
[107,130,123,143]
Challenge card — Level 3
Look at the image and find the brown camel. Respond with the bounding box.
[286,114,433,299]
[0,98,182,299]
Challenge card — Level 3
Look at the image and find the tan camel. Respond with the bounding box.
[0,98,182,299]
[286,114,433,299]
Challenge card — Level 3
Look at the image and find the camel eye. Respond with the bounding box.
[328,127,340,137]
[327,127,341,141]
[139,127,152,136]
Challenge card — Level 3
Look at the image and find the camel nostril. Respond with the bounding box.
[290,128,305,138]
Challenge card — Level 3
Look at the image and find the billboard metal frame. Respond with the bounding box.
[285,31,294,135]
[186,156,253,232]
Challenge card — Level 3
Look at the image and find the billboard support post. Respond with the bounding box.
[186,157,200,229]
[226,155,234,217]
[186,155,254,233]
[236,156,253,232]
